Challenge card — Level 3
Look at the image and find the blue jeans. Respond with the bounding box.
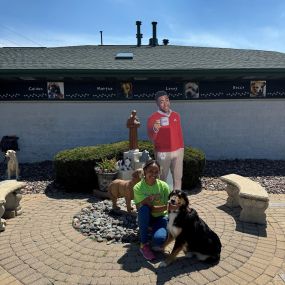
[137,205,168,247]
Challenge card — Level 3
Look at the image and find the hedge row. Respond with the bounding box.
[53,140,205,191]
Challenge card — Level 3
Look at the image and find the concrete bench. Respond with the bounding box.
[0,180,26,231]
[220,174,269,225]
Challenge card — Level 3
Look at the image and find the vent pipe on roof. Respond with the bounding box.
[100,31,103,45]
[149,21,158,47]
[162,39,169,46]
[136,21,143,47]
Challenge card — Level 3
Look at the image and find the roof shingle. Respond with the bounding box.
[1,45,285,71]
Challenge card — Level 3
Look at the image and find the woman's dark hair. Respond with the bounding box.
[143,160,160,172]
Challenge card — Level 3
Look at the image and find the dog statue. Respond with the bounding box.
[139,150,152,164]
[124,157,132,170]
[108,168,143,213]
[5,150,19,180]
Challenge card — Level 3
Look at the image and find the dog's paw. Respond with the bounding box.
[184,251,194,258]
[158,261,168,268]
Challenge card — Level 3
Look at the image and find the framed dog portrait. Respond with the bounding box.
[184,81,199,99]
[121,82,133,99]
[250,80,266,98]
[47,82,65,99]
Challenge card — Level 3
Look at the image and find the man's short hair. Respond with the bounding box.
[155,90,168,101]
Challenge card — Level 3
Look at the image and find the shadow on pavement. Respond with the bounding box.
[117,243,216,285]
[217,204,267,237]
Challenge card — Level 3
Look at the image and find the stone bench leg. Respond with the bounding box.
[239,197,269,225]
[225,184,240,207]
[3,190,22,219]
[0,203,6,232]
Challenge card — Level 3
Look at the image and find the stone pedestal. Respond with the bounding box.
[123,150,142,170]
[0,218,6,232]
[239,197,269,225]
[3,190,23,218]
[118,170,133,180]
[225,184,240,207]
[134,161,145,170]
[0,204,5,232]
[120,150,146,180]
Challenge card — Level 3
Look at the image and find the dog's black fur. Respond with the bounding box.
[160,189,222,267]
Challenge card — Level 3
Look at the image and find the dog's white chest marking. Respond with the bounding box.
[167,212,182,238]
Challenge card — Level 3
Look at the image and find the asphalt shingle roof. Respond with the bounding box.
[1,45,285,71]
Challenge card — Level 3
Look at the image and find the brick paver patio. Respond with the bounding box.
[0,190,284,285]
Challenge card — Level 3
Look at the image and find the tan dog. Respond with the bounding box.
[5,150,19,180]
[108,168,143,213]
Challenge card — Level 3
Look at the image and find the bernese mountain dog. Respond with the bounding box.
[159,189,222,267]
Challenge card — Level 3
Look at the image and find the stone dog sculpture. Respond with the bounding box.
[5,150,19,180]
[108,168,143,213]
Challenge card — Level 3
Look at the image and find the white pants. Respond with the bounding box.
[155,148,184,190]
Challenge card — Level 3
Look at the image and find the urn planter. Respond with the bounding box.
[97,172,118,192]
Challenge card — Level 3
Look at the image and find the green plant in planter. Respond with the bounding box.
[94,158,118,174]
[94,158,118,192]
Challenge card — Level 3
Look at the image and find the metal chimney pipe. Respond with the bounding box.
[149,21,158,46]
[136,21,143,47]
[100,31,103,45]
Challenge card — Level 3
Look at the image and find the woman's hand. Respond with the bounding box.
[148,194,159,202]
[167,203,179,212]
[140,194,160,207]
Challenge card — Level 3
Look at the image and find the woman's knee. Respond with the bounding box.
[153,228,168,245]
[138,205,151,215]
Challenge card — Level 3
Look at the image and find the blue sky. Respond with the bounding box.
[1,0,285,52]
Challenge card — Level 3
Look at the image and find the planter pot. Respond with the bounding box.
[97,172,118,192]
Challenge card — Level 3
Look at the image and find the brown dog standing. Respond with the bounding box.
[108,168,143,213]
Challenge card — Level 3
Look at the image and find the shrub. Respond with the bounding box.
[182,147,206,190]
[54,140,205,192]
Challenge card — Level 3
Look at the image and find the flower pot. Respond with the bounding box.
[97,172,118,192]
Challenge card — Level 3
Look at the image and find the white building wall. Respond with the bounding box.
[0,100,284,162]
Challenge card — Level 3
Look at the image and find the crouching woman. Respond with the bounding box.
[133,160,170,260]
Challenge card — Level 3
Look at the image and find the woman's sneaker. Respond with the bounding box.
[140,244,155,260]
[152,245,164,252]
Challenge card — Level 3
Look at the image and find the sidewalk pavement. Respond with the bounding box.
[0,189,284,285]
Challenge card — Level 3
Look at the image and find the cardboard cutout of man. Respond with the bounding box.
[147,91,184,189]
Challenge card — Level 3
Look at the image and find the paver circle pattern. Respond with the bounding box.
[0,190,284,285]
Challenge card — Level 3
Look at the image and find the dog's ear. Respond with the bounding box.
[132,171,138,179]
[168,189,179,199]
[132,168,143,179]
[168,190,174,199]
[181,190,189,207]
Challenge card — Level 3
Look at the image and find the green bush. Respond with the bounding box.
[54,140,205,192]
[182,147,206,190]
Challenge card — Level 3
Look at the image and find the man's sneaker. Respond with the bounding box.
[140,244,155,260]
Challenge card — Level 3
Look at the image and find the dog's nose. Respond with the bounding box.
[170,199,176,205]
